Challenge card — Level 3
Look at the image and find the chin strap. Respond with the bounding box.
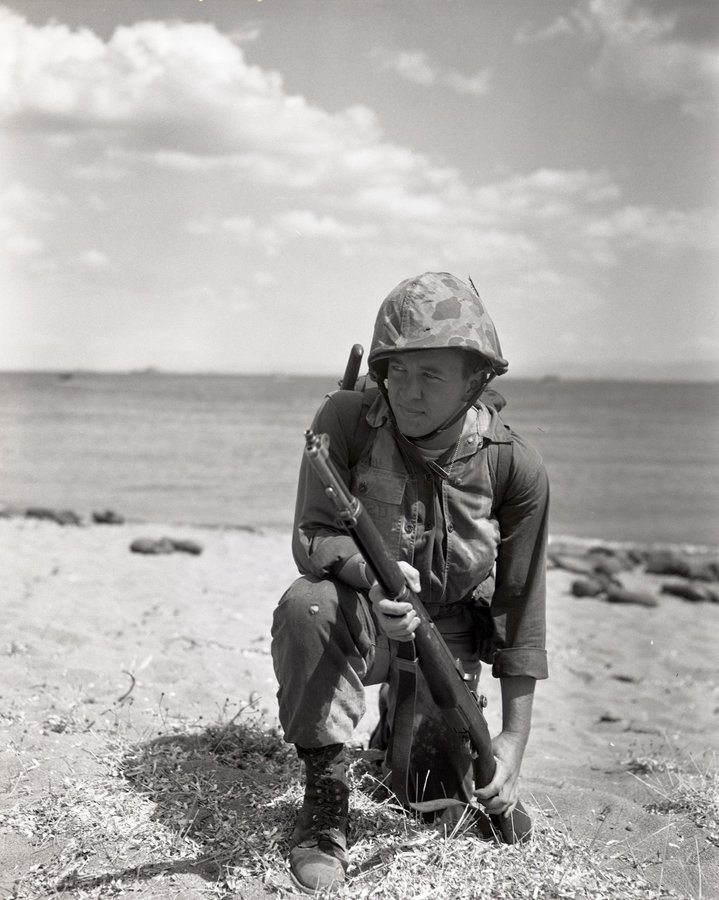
[377,371,496,446]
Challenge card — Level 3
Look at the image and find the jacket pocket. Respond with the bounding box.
[351,465,408,558]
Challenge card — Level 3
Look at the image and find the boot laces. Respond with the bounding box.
[310,779,347,834]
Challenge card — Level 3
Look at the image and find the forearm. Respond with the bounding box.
[475,675,536,814]
[500,675,536,747]
[491,439,550,680]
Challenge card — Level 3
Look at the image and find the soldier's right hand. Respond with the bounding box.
[368,561,421,642]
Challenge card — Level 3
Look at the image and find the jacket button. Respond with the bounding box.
[447,523,454,533]
[358,482,367,493]
[404,523,414,533]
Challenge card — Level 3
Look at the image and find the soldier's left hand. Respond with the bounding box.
[473,730,526,817]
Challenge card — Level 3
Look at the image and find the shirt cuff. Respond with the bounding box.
[491,647,548,680]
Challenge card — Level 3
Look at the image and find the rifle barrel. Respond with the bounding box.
[338,343,364,390]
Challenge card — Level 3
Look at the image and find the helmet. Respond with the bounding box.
[367,272,508,382]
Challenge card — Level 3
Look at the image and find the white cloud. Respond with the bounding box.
[373,49,436,86]
[513,0,719,117]
[0,181,54,222]
[187,209,376,258]
[584,205,719,250]
[2,8,713,323]
[79,249,110,267]
[584,0,719,116]
[369,46,491,97]
[272,210,377,242]
[444,69,492,97]
[0,8,382,161]
[514,16,574,45]
[4,232,42,256]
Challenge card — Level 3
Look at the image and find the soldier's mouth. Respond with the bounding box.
[397,405,425,418]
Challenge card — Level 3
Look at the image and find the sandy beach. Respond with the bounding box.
[1,515,717,899]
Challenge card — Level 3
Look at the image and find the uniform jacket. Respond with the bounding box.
[293,388,549,680]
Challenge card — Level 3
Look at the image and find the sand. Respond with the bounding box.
[1,516,717,898]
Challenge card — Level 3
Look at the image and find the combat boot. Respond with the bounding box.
[290,743,349,893]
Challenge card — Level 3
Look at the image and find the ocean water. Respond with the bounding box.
[0,372,717,547]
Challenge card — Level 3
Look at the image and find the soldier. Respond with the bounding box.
[272,272,549,893]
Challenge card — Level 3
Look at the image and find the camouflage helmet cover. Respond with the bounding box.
[368,272,509,377]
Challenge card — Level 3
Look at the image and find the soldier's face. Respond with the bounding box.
[386,349,478,442]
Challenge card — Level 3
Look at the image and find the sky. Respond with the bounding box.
[1,0,718,379]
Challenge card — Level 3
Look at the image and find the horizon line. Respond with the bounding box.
[1,367,717,385]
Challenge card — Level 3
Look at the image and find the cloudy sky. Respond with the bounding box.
[1,0,717,378]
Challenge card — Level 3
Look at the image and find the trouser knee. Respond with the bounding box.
[271,575,342,638]
[271,576,376,747]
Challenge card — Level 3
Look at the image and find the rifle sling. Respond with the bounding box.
[388,640,419,807]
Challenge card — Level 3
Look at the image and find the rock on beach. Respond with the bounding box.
[130,536,204,555]
[551,540,719,607]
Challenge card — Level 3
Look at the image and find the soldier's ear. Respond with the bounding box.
[464,371,483,398]
[464,368,491,399]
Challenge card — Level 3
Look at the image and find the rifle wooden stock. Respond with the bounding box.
[303,429,532,844]
[338,343,364,391]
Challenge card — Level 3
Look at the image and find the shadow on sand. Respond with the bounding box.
[55,712,302,896]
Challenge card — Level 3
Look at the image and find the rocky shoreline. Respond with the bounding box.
[4,502,717,606]
[548,538,719,606]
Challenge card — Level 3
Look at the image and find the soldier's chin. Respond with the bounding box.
[396,417,426,437]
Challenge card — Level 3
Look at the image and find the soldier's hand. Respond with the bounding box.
[368,561,421,642]
[473,731,526,817]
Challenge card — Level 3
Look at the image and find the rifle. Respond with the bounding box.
[303,429,533,845]
[338,343,364,391]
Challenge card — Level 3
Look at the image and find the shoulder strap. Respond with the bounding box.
[345,385,378,467]
[488,430,512,514]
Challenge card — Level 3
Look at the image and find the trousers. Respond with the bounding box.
[271,575,481,749]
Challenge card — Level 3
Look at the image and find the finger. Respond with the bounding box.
[382,611,419,632]
[481,795,506,816]
[481,784,518,818]
[474,776,501,802]
[384,615,420,641]
[376,599,413,617]
[396,561,421,593]
[404,569,421,592]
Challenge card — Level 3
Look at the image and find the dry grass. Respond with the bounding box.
[0,703,715,900]
[626,752,719,839]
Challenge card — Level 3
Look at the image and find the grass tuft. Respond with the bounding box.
[627,751,719,847]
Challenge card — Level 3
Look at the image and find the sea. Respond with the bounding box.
[0,371,717,548]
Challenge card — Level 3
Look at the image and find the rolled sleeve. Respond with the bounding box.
[490,430,550,680]
[492,647,548,679]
